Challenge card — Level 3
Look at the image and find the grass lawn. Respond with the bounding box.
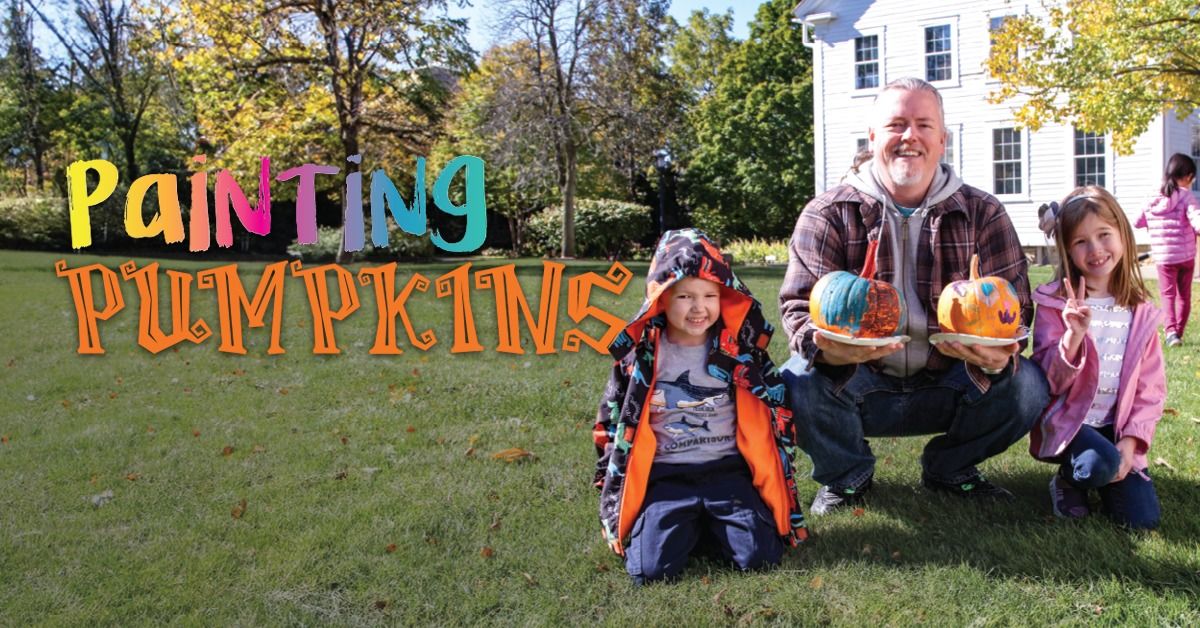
[1,249,1198,624]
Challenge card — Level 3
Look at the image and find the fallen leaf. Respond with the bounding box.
[891,551,902,561]
[595,562,609,572]
[89,489,114,508]
[109,392,117,399]
[411,368,420,377]
[521,572,537,586]
[468,434,480,446]
[861,544,873,555]
[89,474,97,485]
[465,447,476,457]
[562,379,571,386]
[232,368,245,376]
[277,387,288,395]
[489,513,502,530]
[388,383,398,391]
[125,472,140,481]
[436,437,446,445]
[61,399,70,409]
[231,498,247,519]
[0,435,7,445]
[405,426,416,433]
[480,546,494,558]
[700,575,711,585]
[492,447,536,463]
[1164,408,1179,416]
[340,436,349,445]
[852,508,865,517]
[385,543,397,553]
[6,358,14,367]
[221,445,234,457]
[252,444,266,454]
[334,469,348,480]
[425,536,438,545]
[192,430,201,438]
[374,600,388,610]
[1155,457,1176,471]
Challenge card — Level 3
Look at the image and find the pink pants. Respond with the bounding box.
[1157,260,1195,337]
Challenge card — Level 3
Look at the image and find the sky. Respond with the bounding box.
[445,0,755,56]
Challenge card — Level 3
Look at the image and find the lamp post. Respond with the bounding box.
[653,148,671,235]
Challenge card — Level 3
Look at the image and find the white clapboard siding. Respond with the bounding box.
[795,0,1196,247]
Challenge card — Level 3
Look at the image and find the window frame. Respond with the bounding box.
[920,18,959,88]
[991,126,1028,200]
[850,27,886,96]
[1071,129,1108,189]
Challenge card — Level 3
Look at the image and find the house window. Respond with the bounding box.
[941,129,955,169]
[854,35,879,90]
[1191,126,1200,191]
[925,25,952,82]
[1074,130,1105,187]
[993,128,1022,195]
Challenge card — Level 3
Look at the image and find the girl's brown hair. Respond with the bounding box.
[1042,186,1148,308]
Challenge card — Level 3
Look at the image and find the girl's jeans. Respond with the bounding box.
[782,355,1049,491]
[1060,424,1161,529]
[1156,260,1194,337]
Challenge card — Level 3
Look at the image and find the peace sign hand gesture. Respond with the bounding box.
[1061,275,1090,362]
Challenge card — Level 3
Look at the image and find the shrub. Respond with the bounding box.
[524,198,653,259]
[0,196,70,250]
[722,238,790,265]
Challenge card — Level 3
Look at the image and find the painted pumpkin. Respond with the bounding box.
[809,239,905,338]
[936,254,1021,338]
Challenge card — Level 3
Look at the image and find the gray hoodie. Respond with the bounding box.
[844,162,964,377]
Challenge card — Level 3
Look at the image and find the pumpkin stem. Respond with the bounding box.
[969,254,980,281]
[861,239,880,280]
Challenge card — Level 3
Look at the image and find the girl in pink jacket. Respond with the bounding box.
[1135,153,1200,347]
[1032,186,1164,530]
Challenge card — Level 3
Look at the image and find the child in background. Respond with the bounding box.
[1031,187,1164,529]
[593,229,806,584]
[1136,153,1200,347]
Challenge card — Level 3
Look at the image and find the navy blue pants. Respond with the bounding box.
[1060,424,1161,530]
[625,455,783,584]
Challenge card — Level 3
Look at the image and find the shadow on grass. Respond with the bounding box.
[791,471,1200,594]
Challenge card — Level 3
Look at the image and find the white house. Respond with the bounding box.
[792,0,1200,249]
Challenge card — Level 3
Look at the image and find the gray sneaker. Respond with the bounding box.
[1166,332,1183,347]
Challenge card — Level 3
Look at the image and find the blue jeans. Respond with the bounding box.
[782,355,1049,490]
[625,456,783,584]
[1060,424,1161,529]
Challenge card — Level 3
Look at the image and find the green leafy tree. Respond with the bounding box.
[678,0,813,241]
[989,0,1200,154]
[0,0,57,193]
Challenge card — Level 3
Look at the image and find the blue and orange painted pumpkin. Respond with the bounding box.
[936,254,1021,338]
[809,239,905,338]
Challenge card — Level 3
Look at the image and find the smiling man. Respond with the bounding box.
[778,77,1050,514]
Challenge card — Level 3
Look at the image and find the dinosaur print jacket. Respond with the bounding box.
[592,228,808,555]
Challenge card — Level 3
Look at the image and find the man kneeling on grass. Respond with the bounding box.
[592,229,807,585]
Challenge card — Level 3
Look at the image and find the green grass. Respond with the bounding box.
[1,249,1198,624]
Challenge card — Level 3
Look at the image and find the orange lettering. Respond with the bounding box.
[120,261,211,353]
[475,262,563,355]
[196,262,288,354]
[289,261,360,354]
[55,260,125,354]
[435,262,482,353]
[358,263,436,354]
[564,262,632,353]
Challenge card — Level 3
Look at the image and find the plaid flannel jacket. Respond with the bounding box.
[778,182,1031,390]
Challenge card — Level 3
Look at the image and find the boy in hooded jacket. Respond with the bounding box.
[593,229,807,584]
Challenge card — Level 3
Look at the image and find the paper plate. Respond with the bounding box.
[816,329,910,347]
[929,328,1029,347]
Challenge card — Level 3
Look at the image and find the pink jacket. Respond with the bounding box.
[1135,188,1200,265]
[1029,281,1165,469]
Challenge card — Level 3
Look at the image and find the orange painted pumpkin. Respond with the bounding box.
[936,254,1021,337]
[810,239,905,338]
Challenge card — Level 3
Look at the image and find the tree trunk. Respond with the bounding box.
[561,139,577,258]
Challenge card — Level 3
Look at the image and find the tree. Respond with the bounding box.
[0,0,56,192]
[495,0,604,258]
[157,0,473,244]
[433,41,558,254]
[589,0,682,203]
[988,0,1200,154]
[678,0,813,241]
[29,0,162,182]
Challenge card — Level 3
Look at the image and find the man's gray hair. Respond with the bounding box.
[874,77,946,130]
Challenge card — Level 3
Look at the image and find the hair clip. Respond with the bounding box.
[1037,201,1059,238]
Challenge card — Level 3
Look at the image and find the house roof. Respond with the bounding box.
[793,0,835,21]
